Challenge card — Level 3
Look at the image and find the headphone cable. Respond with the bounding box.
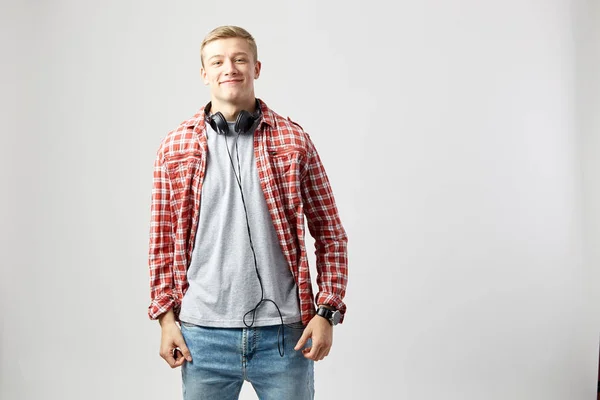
[224,130,287,357]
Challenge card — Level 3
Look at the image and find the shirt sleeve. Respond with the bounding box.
[148,152,177,320]
[300,134,349,323]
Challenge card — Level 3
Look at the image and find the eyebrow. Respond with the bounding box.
[207,52,249,61]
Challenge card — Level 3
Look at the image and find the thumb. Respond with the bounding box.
[294,328,311,351]
[176,339,192,362]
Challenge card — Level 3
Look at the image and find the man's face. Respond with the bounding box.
[201,37,261,106]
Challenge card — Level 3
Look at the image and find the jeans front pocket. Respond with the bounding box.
[285,321,306,330]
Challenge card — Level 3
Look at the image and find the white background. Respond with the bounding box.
[1,0,599,399]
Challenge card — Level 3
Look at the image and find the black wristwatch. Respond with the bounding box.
[316,306,341,326]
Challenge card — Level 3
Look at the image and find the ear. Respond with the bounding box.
[200,67,209,85]
[254,60,262,80]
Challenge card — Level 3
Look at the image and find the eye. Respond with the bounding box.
[235,58,246,63]
[212,61,222,66]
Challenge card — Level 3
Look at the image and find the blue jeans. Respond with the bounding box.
[180,322,314,400]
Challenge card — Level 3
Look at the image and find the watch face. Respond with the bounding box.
[331,310,341,325]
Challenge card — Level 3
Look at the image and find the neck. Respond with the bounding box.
[210,98,257,122]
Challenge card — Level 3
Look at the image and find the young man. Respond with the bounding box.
[148,25,348,399]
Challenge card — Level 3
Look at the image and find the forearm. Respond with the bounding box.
[313,233,348,314]
[158,309,176,327]
[148,252,177,319]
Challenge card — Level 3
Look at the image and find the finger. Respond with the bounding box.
[315,346,327,361]
[303,344,321,360]
[318,343,331,361]
[294,329,311,351]
[176,341,193,362]
[308,338,326,359]
[318,342,332,361]
[313,349,325,361]
[173,350,186,367]
[161,349,177,368]
[173,348,187,365]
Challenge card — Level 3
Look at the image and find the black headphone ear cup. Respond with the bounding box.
[234,110,252,134]
[234,100,262,134]
[207,117,218,134]
[211,112,229,135]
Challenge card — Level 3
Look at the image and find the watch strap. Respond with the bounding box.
[317,306,334,320]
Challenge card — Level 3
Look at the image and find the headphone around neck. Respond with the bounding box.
[204,99,262,135]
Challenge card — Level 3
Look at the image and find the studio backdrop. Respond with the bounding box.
[1,0,599,399]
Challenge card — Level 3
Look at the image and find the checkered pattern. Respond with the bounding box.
[148,99,348,325]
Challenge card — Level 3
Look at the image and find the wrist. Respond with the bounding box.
[158,309,176,328]
[316,305,341,326]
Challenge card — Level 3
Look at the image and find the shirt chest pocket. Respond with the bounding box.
[267,146,306,206]
[268,147,305,172]
[164,152,204,195]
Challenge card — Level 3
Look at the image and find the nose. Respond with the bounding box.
[223,58,238,75]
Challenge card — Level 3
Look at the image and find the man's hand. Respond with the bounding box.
[294,314,333,361]
[158,310,192,368]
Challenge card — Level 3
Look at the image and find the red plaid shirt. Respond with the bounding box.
[148,99,348,326]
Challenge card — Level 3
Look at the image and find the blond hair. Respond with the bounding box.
[200,25,258,67]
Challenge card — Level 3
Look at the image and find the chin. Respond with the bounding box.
[218,93,250,104]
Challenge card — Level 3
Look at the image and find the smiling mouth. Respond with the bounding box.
[221,80,242,84]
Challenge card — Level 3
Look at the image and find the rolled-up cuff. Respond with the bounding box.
[148,294,180,321]
[315,292,347,323]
